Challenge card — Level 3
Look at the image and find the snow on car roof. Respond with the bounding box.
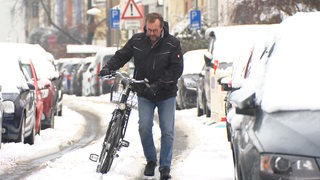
[206,24,278,63]
[182,49,206,75]
[250,12,320,112]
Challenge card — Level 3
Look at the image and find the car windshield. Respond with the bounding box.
[219,62,233,70]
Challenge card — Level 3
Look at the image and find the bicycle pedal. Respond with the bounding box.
[89,153,99,162]
[121,140,130,147]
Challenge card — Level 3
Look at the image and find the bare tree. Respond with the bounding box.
[39,0,83,44]
[230,0,320,24]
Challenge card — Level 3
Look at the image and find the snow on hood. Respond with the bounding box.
[182,49,206,75]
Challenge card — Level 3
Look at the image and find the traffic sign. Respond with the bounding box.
[190,10,201,30]
[110,9,120,29]
[121,0,143,19]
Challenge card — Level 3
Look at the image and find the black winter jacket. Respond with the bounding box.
[105,22,183,102]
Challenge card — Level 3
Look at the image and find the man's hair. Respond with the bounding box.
[145,12,164,28]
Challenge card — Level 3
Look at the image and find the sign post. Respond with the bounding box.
[190,10,201,30]
[110,9,120,29]
[121,0,143,30]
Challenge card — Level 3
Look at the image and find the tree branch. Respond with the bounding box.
[39,0,83,44]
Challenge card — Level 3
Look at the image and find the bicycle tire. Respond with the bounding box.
[97,111,123,173]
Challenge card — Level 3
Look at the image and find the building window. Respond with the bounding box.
[32,2,39,18]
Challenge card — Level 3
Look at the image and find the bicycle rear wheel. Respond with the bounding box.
[97,111,122,173]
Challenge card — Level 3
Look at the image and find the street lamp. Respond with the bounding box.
[87,7,101,16]
[86,7,102,44]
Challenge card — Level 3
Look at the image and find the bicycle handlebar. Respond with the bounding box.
[101,71,148,86]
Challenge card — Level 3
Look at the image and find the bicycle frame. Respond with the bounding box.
[89,71,147,174]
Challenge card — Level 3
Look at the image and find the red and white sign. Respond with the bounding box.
[121,0,143,19]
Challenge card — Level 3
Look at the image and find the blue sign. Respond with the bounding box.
[110,9,120,29]
[190,10,201,30]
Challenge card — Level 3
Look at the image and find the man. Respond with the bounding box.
[99,12,183,180]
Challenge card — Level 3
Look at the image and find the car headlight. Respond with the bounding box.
[260,154,320,178]
[3,101,15,113]
[183,78,197,88]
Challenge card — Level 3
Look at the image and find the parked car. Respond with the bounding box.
[229,12,320,180]
[176,49,206,110]
[0,46,36,145]
[219,24,278,142]
[0,85,4,148]
[58,58,81,95]
[25,44,59,129]
[19,53,44,135]
[90,47,118,96]
[198,24,277,119]
[81,56,95,96]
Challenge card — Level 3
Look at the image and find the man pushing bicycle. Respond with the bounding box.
[99,12,183,180]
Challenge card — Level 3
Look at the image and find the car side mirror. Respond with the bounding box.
[218,76,233,91]
[27,82,35,90]
[204,51,213,67]
[230,89,257,116]
[209,31,216,41]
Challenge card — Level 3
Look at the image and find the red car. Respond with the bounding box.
[19,43,59,129]
[20,58,44,135]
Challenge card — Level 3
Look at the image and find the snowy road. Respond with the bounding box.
[0,95,234,180]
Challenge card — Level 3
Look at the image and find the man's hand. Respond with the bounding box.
[99,66,111,76]
[144,82,158,97]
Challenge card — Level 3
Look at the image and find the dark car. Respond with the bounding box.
[0,85,4,148]
[0,48,36,145]
[176,49,206,110]
[229,12,320,180]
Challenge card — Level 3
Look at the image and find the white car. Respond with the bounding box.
[81,56,95,96]
[90,47,118,96]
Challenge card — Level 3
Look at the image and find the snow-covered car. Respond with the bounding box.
[23,44,60,129]
[0,44,37,144]
[176,49,206,110]
[90,47,118,96]
[230,12,320,180]
[58,58,81,95]
[82,56,95,96]
[0,85,4,148]
[73,57,93,96]
[19,53,44,135]
[198,24,278,118]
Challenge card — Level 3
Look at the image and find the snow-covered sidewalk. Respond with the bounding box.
[0,95,234,180]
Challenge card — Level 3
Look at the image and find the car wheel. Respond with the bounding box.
[17,114,26,143]
[50,114,55,129]
[196,98,203,117]
[38,120,41,135]
[235,161,243,180]
[110,85,114,102]
[25,121,35,145]
[57,105,63,116]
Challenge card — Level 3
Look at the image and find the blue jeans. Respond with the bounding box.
[137,96,175,170]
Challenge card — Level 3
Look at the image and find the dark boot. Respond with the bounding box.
[144,161,157,176]
[160,167,171,180]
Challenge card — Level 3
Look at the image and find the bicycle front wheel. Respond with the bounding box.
[97,112,122,174]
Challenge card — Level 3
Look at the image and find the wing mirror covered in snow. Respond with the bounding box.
[230,88,257,116]
[204,51,213,67]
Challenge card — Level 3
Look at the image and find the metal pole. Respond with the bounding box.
[106,0,112,47]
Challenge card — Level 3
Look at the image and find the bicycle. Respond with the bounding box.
[89,71,149,174]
